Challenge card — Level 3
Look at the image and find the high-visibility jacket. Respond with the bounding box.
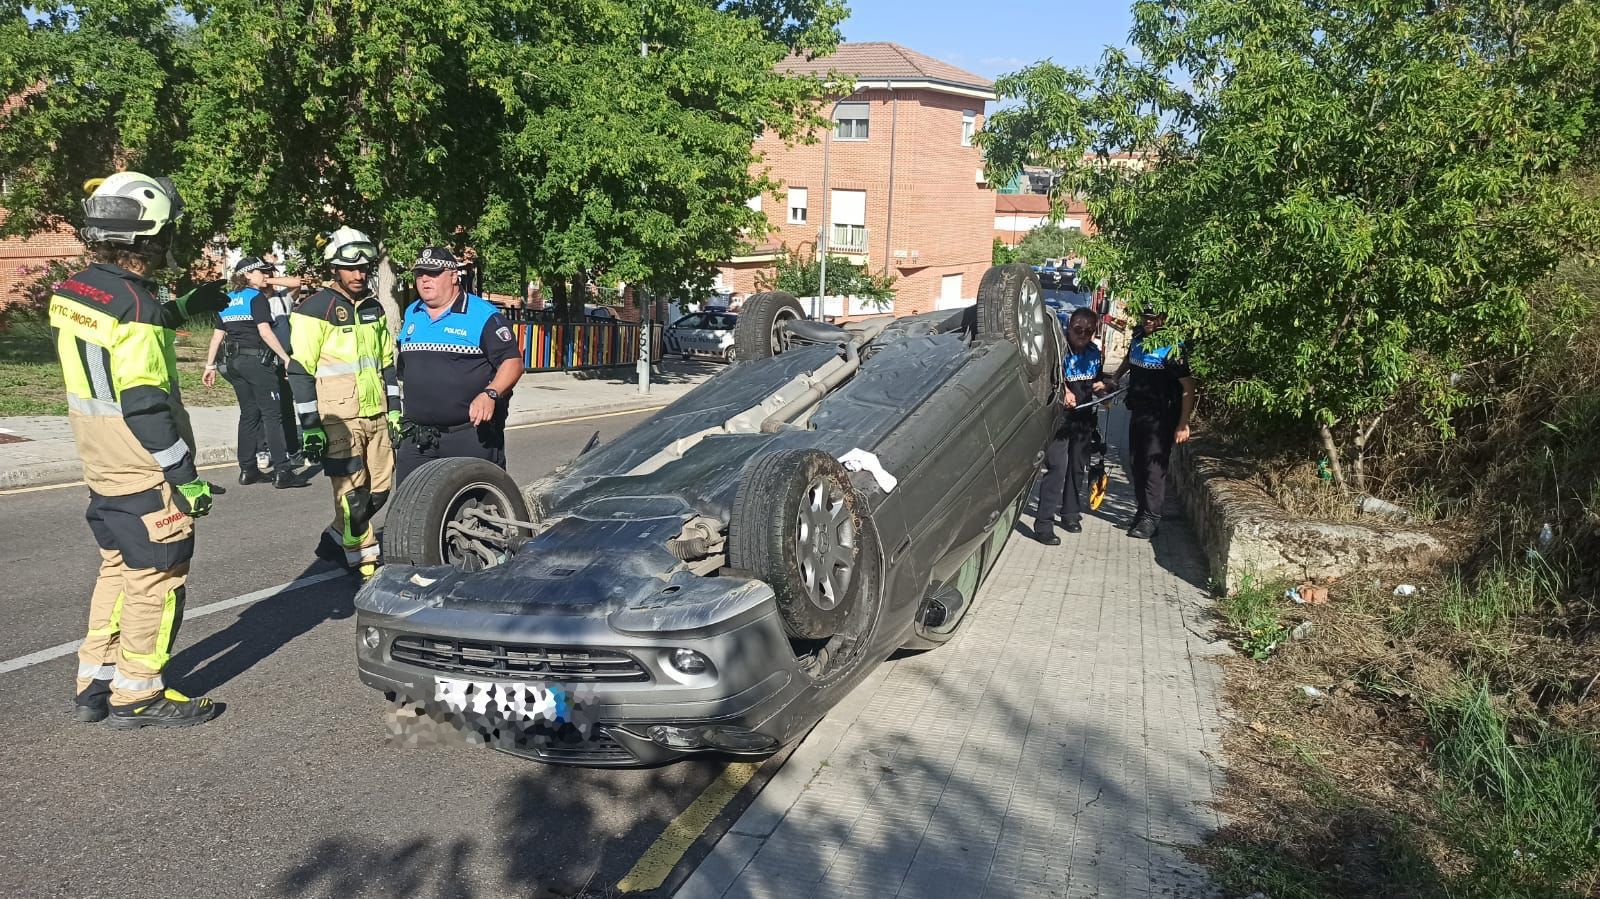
[48,263,199,495]
[287,287,398,427]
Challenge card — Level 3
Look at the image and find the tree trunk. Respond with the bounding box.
[1352,414,1383,496]
[374,255,404,334]
[1318,423,1349,493]
[550,276,570,321]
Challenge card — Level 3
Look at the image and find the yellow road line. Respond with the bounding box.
[617,762,759,893]
[0,405,664,497]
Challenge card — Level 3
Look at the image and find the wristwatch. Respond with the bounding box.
[481,388,500,401]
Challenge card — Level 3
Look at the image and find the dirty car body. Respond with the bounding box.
[355,269,1062,766]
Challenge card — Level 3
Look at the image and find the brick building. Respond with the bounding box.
[0,215,82,309]
[995,193,1096,248]
[717,43,997,316]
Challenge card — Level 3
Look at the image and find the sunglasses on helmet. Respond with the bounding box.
[330,241,378,265]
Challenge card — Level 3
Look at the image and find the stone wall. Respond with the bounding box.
[1172,441,1454,594]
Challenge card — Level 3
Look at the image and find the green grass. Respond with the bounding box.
[1219,574,1293,659]
[0,309,229,417]
[1427,682,1600,897]
[1438,556,1565,633]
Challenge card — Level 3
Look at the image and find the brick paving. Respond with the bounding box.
[679,408,1228,899]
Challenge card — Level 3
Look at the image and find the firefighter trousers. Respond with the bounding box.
[322,414,394,567]
[78,484,195,706]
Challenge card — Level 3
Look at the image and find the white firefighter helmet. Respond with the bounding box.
[322,226,378,268]
[80,172,184,246]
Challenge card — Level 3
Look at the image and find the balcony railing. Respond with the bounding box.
[829,224,868,252]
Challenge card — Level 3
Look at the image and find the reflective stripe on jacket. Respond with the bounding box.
[287,287,398,426]
[49,263,198,495]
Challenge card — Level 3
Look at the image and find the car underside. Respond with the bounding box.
[354,264,1063,766]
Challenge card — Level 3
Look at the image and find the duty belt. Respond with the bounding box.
[222,341,274,363]
[404,419,477,452]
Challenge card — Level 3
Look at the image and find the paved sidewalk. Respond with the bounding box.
[0,362,715,489]
[680,410,1229,899]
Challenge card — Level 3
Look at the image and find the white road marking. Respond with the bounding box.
[0,568,349,675]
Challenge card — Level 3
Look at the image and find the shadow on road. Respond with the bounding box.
[273,758,726,898]
[166,559,353,695]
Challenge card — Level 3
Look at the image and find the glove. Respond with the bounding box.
[174,480,214,518]
[387,410,404,444]
[302,426,328,463]
[175,279,230,317]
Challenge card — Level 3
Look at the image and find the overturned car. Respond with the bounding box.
[354,264,1063,766]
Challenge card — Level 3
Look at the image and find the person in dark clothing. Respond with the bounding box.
[202,257,310,488]
[1034,307,1109,544]
[1110,311,1196,539]
[394,246,524,484]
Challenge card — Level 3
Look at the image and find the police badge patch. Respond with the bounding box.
[335,306,350,323]
[496,326,513,342]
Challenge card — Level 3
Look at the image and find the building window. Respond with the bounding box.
[834,102,869,141]
[788,188,808,224]
[941,273,964,303]
[829,189,867,252]
[745,195,762,213]
[962,111,976,147]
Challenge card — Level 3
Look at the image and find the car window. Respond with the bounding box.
[706,314,737,330]
[672,314,706,328]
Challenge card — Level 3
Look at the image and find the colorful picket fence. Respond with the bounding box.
[512,321,663,372]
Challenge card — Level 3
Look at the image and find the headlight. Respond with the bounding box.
[669,648,710,675]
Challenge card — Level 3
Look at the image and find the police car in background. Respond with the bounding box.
[663,310,739,363]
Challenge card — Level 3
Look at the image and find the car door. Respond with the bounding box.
[667,313,704,354]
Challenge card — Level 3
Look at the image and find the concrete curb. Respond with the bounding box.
[0,392,680,492]
[1172,441,1456,593]
[673,660,900,899]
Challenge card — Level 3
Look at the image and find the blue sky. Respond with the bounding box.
[840,0,1135,84]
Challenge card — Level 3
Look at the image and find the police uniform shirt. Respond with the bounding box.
[1061,341,1105,417]
[397,292,520,427]
[1124,326,1192,415]
[216,288,271,351]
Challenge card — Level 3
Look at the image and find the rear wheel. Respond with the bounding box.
[723,345,737,364]
[383,457,530,570]
[730,449,866,639]
[976,263,1056,399]
[732,292,806,361]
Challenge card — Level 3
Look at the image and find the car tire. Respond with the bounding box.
[730,449,865,640]
[723,346,737,364]
[732,292,805,361]
[975,263,1055,397]
[382,457,531,571]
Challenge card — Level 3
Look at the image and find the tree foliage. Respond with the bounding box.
[1010,224,1087,266]
[2,0,842,301]
[982,0,1600,488]
[760,245,896,305]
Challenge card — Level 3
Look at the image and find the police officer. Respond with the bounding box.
[1111,311,1196,539]
[395,246,524,484]
[202,256,309,488]
[1033,307,1109,544]
[287,227,400,579]
[53,172,227,728]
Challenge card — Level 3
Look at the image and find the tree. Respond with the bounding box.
[1011,224,1087,266]
[982,0,1600,491]
[4,1,844,322]
[0,1,188,238]
[760,245,895,306]
[992,238,1018,266]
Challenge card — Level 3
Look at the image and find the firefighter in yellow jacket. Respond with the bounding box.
[53,172,229,728]
[288,227,401,579]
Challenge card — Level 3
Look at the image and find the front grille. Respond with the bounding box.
[390,636,651,683]
[524,726,635,764]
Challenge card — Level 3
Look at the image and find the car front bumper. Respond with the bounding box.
[354,584,815,766]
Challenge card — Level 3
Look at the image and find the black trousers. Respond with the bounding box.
[222,352,290,472]
[395,419,508,485]
[1036,415,1094,528]
[1128,408,1179,522]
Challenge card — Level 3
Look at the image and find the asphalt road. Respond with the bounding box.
[0,409,757,899]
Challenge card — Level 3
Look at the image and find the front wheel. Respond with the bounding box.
[382,457,530,571]
[729,449,868,639]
